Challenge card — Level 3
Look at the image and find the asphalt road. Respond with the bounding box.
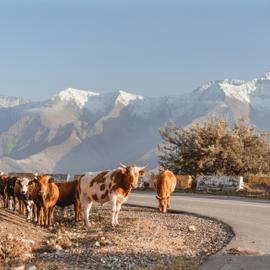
[128,192,270,270]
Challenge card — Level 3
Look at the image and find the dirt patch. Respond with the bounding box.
[0,205,233,270]
[0,208,52,269]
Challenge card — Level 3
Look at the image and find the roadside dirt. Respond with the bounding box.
[0,208,52,269]
[0,205,233,270]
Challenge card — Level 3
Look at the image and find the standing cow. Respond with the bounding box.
[154,170,176,213]
[78,163,146,227]
[34,175,59,226]
[6,176,18,211]
[55,180,82,222]
[15,177,36,221]
[0,173,8,208]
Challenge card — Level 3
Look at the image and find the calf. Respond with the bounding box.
[56,180,81,222]
[34,175,59,226]
[155,170,176,213]
[78,163,146,227]
[15,177,36,221]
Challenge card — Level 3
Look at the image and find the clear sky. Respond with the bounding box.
[0,0,269,100]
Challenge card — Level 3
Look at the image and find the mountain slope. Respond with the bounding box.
[0,72,270,174]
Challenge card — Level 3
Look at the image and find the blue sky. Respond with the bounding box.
[0,0,269,100]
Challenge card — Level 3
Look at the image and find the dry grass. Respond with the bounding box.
[176,175,193,190]
[0,234,33,265]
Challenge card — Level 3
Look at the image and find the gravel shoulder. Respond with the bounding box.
[0,205,233,270]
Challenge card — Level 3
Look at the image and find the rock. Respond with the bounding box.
[11,266,25,270]
[188,225,196,232]
[95,241,100,247]
[55,244,63,250]
[26,265,37,270]
[7,233,13,240]
[22,239,35,245]
[56,249,65,256]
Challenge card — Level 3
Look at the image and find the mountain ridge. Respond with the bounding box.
[0,72,270,174]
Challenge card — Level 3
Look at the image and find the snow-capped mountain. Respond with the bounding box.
[0,95,30,108]
[0,72,270,174]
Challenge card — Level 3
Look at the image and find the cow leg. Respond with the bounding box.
[80,193,92,227]
[44,207,49,226]
[75,199,82,222]
[114,201,122,226]
[13,195,16,211]
[33,204,38,223]
[0,193,6,208]
[49,207,55,226]
[84,201,93,227]
[40,207,44,225]
[19,200,24,215]
[8,196,13,210]
[4,194,8,208]
[111,196,117,226]
[37,206,45,226]
[18,200,22,214]
[25,201,33,221]
[36,205,42,225]
[167,197,171,209]
[163,200,168,213]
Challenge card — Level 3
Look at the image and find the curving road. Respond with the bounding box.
[128,192,270,270]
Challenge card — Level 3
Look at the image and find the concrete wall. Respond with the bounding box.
[196,175,243,191]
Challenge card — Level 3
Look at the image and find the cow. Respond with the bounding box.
[14,177,36,221]
[0,173,8,208]
[33,175,59,226]
[6,176,18,211]
[78,163,146,227]
[55,180,82,222]
[154,170,176,213]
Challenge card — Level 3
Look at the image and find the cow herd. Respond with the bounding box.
[0,165,177,228]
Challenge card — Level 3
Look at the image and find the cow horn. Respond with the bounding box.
[140,163,148,170]
[119,162,127,168]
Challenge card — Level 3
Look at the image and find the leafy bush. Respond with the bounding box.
[159,118,270,178]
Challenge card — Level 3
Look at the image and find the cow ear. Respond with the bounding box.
[48,177,55,183]
[29,179,36,185]
[139,169,145,176]
[156,195,161,200]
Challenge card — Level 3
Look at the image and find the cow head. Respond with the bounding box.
[119,162,146,189]
[16,177,34,200]
[34,175,54,201]
[156,195,170,213]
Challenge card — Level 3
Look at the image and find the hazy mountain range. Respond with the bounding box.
[0,72,270,174]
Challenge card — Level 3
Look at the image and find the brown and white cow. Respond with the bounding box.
[33,175,59,226]
[78,163,146,227]
[154,170,176,213]
[15,177,36,221]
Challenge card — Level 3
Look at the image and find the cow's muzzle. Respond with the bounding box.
[38,191,46,199]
